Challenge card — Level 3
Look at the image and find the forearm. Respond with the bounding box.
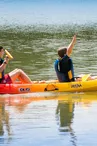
[67,35,76,56]
[0,62,7,72]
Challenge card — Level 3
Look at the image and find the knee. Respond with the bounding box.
[13,69,23,75]
[17,69,23,74]
[13,68,19,72]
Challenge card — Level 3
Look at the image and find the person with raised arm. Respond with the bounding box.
[54,35,76,82]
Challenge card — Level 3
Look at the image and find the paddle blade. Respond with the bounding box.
[5,49,13,59]
[82,74,91,81]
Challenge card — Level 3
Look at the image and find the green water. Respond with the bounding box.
[1,24,97,146]
[1,24,97,80]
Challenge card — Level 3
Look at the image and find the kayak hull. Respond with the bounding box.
[1,79,97,94]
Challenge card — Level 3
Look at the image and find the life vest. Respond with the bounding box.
[54,55,74,82]
[0,58,4,81]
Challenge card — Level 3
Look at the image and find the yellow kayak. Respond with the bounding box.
[0,74,97,94]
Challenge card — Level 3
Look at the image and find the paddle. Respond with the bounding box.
[82,74,91,81]
[5,49,13,59]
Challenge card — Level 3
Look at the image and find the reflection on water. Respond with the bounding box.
[0,102,11,145]
[56,97,77,146]
[0,92,97,145]
[56,100,74,132]
[0,103,10,136]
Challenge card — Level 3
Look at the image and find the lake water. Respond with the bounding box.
[0,23,97,146]
[0,92,97,146]
[1,24,97,80]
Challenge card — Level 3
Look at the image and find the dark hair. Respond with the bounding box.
[0,46,4,51]
[58,47,67,58]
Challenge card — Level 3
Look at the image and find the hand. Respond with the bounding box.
[4,55,9,64]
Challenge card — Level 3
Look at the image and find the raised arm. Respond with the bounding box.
[67,35,76,57]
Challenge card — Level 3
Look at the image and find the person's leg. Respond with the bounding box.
[9,69,32,83]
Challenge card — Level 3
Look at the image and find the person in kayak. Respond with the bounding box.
[54,35,76,82]
[0,46,32,84]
